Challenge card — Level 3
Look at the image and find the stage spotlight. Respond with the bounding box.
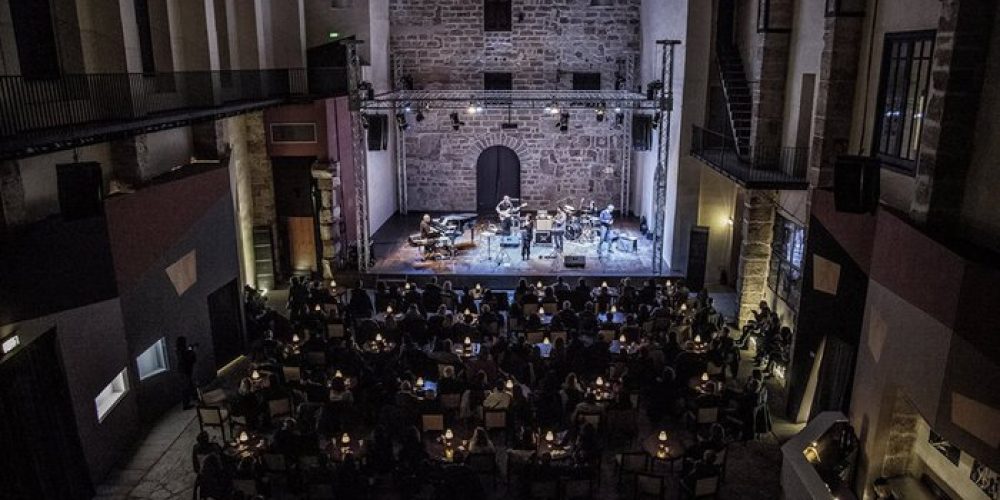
[395,112,409,131]
[467,101,484,114]
[557,112,569,132]
[545,100,560,115]
[449,112,465,131]
[403,102,412,113]
[595,104,606,122]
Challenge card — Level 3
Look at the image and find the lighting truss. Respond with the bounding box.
[361,89,658,111]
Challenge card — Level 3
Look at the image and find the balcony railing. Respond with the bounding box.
[0,67,348,158]
[691,125,810,190]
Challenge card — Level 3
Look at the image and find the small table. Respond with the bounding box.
[642,433,686,470]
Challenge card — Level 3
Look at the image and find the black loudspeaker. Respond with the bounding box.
[534,231,553,245]
[834,155,880,214]
[564,255,586,268]
[56,162,104,219]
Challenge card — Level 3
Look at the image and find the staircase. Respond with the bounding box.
[716,0,752,159]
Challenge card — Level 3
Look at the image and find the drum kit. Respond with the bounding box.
[559,198,602,243]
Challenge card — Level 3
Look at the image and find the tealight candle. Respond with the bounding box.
[464,308,471,315]
[505,379,514,390]
[444,429,454,440]
[405,282,411,290]
[543,337,551,345]
[602,281,608,288]
[330,279,337,288]
[335,369,343,378]
[239,431,249,443]
[694,334,702,343]
[544,431,555,443]
[315,305,322,312]
[416,377,424,388]
[610,305,617,314]
[292,334,300,343]
[375,333,384,343]
[475,283,482,291]
[619,334,627,343]
[536,281,543,289]
[464,336,472,346]
[701,372,709,382]
[658,431,668,442]
[444,447,454,460]
[386,305,393,314]
[680,303,687,312]
[595,376,604,387]
[341,433,350,445]
[251,370,261,381]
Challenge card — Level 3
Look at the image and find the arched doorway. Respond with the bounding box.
[476,145,521,213]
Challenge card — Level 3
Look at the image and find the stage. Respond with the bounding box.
[368,213,660,279]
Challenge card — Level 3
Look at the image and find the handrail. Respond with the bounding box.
[0,67,349,139]
[691,125,809,187]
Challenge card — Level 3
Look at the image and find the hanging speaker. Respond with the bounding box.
[56,162,104,220]
[833,156,879,214]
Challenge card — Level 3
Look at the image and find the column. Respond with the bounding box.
[737,190,775,326]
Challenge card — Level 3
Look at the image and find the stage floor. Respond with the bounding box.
[369,213,658,277]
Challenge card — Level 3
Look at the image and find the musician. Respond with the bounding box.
[520,214,534,260]
[598,204,615,254]
[496,195,515,233]
[552,208,567,252]
[419,214,438,259]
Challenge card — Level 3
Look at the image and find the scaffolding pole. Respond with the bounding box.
[345,41,371,272]
[653,40,681,276]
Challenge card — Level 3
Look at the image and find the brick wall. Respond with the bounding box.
[389,0,641,211]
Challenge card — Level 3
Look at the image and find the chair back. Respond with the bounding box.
[232,479,257,496]
[484,409,507,430]
[542,302,558,315]
[617,451,649,471]
[560,477,594,499]
[421,413,445,433]
[597,330,615,342]
[523,303,540,315]
[282,365,301,382]
[578,412,602,430]
[197,406,226,426]
[526,331,545,344]
[697,406,719,424]
[269,398,292,418]
[608,408,637,435]
[695,476,719,496]
[549,331,568,344]
[635,473,665,497]
[466,452,496,474]
[306,351,326,366]
[440,393,462,411]
[327,323,345,339]
[198,388,227,407]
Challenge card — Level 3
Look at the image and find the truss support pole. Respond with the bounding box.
[653,40,680,276]
[395,103,408,215]
[345,41,371,272]
[620,54,635,217]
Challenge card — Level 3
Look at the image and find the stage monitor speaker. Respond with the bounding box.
[834,155,880,214]
[564,255,586,269]
[534,231,553,245]
[56,162,103,220]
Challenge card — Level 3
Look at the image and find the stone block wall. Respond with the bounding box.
[389,0,640,211]
[245,112,276,226]
[403,109,628,212]
[737,189,775,325]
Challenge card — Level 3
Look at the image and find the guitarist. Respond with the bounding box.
[496,195,524,234]
[598,204,615,254]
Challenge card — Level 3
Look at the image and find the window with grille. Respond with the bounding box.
[873,31,935,174]
[484,0,512,31]
[768,216,804,308]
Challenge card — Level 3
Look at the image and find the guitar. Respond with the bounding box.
[496,203,527,220]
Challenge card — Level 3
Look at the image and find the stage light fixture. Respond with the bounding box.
[545,99,560,115]
[652,111,661,129]
[403,102,412,113]
[395,112,409,131]
[595,104,606,122]
[557,112,569,132]
[449,112,465,131]
[415,110,425,122]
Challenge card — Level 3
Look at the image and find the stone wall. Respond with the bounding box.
[737,190,775,325]
[404,109,628,212]
[245,112,276,226]
[389,0,641,211]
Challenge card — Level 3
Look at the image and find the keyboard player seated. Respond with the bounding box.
[419,214,443,259]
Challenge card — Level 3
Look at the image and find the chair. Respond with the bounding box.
[615,451,649,486]
[268,398,293,420]
[282,365,302,383]
[466,452,500,488]
[262,453,288,474]
[607,408,638,444]
[527,479,559,499]
[696,407,719,425]
[549,330,568,344]
[421,413,446,434]
[326,323,345,339]
[523,303,540,315]
[542,302,558,315]
[484,409,508,442]
[196,406,231,441]
[634,472,668,499]
[198,387,227,407]
[680,475,719,499]
[440,393,462,416]
[306,351,326,366]
[560,477,596,500]
[629,391,641,409]
[232,479,258,497]
[526,331,545,344]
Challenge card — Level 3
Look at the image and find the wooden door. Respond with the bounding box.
[476,146,521,213]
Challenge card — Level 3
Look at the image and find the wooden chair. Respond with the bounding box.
[577,411,603,432]
[197,387,227,407]
[282,365,302,383]
[680,475,720,499]
[615,451,649,486]
[484,409,508,443]
[196,406,231,441]
[542,302,558,315]
[326,323,345,339]
[634,473,668,499]
[526,331,545,344]
[560,477,597,500]
[549,330,568,344]
[306,351,326,366]
[421,413,446,434]
[268,397,293,420]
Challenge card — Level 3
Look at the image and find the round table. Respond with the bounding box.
[642,433,686,469]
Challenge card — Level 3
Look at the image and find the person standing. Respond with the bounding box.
[598,204,615,254]
[520,214,534,260]
[176,336,198,409]
[552,208,566,252]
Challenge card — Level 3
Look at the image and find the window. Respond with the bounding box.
[484,0,512,32]
[768,216,804,308]
[572,73,602,91]
[10,0,60,79]
[484,72,513,91]
[95,369,129,422]
[136,338,168,380]
[873,31,935,173]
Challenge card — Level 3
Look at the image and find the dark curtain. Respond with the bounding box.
[476,146,521,213]
[0,329,93,499]
[809,335,857,419]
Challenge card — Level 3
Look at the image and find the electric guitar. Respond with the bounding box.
[496,203,527,220]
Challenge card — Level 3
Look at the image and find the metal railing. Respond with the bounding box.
[691,125,809,188]
[0,68,348,139]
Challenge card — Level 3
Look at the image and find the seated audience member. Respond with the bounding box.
[468,426,497,455]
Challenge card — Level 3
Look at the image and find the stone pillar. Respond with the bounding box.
[749,0,793,160]
[808,14,865,188]
[881,390,920,477]
[910,0,997,229]
[737,190,775,326]
[245,112,275,227]
[312,163,343,279]
[0,160,27,235]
